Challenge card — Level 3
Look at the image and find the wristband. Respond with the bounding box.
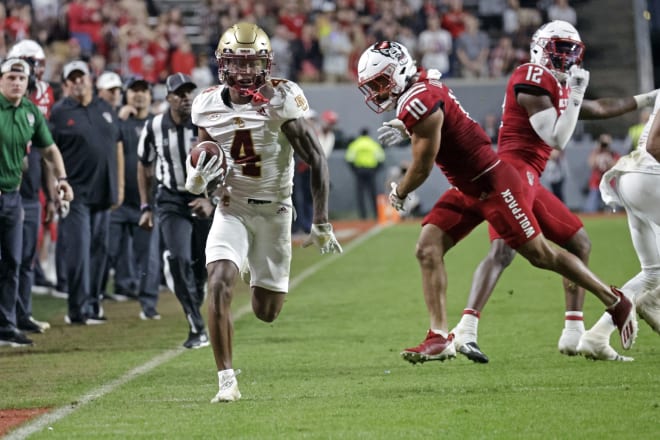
[140,203,152,212]
[57,176,68,182]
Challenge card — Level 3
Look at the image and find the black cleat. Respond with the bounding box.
[457,342,489,363]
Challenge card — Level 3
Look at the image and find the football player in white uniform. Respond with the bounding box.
[578,92,660,353]
[185,22,342,403]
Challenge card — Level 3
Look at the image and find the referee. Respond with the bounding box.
[137,73,214,349]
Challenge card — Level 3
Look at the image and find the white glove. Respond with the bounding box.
[377,119,409,147]
[389,182,407,212]
[184,151,225,195]
[302,223,343,254]
[568,65,590,106]
[633,89,659,109]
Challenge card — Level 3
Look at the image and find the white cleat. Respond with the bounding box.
[635,289,660,334]
[557,328,583,356]
[577,331,633,362]
[211,369,242,403]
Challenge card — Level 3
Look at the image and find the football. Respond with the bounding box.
[190,141,224,168]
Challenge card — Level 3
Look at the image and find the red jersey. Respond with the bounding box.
[497,63,570,176]
[29,80,55,120]
[397,73,498,197]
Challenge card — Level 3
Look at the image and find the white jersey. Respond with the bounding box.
[600,93,660,206]
[192,78,309,202]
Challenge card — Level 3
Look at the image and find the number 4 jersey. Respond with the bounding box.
[192,79,310,201]
[396,69,499,197]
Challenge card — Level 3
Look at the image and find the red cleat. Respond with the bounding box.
[607,287,638,350]
[401,330,456,364]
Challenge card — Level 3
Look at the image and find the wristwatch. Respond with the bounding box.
[210,196,221,207]
[140,203,152,213]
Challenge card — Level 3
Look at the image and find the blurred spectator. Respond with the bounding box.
[624,107,651,152]
[478,0,506,33]
[583,133,619,213]
[191,52,215,90]
[291,23,323,82]
[253,2,278,36]
[279,0,306,38]
[345,128,385,219]
[489,35,518,78]
[547,0,577,26]
[418,14,453,76]
[95,70,123,109]
[319,18,353,82]
[482,112,500,144]
[441,0,468,39]
[169,38,196,75]
[270,24,294,79]
[455,14,490,78]
[318,110,339,156]
[67,0,103,57]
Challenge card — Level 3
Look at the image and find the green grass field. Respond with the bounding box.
[2,216,659,439]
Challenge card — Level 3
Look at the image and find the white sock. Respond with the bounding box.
[430,329,448,338]
[456,309,480,335]
[564,311,585,332]
[589,313,616,338]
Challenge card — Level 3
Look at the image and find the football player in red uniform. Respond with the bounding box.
[447,21,657,363]
[357,40,639,365]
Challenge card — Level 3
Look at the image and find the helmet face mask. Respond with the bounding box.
[216,22,272,97]
[357,41,416,113]
[530,20,584,82]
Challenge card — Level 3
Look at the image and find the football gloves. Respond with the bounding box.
[185,151,225,195]
[377,118,409,147]
[568,65,589,106]
[389,182,407,212]
[302,223,343,254]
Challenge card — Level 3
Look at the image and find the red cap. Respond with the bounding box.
[321,110,338,124]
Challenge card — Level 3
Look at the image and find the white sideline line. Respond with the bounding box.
[6,224,387,439]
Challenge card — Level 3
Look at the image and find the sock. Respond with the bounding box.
[589,313,616,338]
[456,309,480,336]
[430,329,448,338]
[564,311,585,332]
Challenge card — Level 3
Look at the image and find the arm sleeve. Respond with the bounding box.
[529,103,581,150]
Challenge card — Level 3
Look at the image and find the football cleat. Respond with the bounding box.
[607,287,638,350]
[183,331,210,349]
[635,288,660,334]
[211,369,241,403]
[557,327,583,356]
[457,342,489,364]
[451,328,489,363]
[401,329,456,364]
[577,330,633,362]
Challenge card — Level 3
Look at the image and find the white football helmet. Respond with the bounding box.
[8,39,45,60]
[357,41,416,113]
[7,39,46,81]
[530,20,584,82]
[216,22,272,97]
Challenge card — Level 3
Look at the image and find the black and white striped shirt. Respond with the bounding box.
[137,111,197,192]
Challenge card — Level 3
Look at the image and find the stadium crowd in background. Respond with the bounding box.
[0,0,579,99]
